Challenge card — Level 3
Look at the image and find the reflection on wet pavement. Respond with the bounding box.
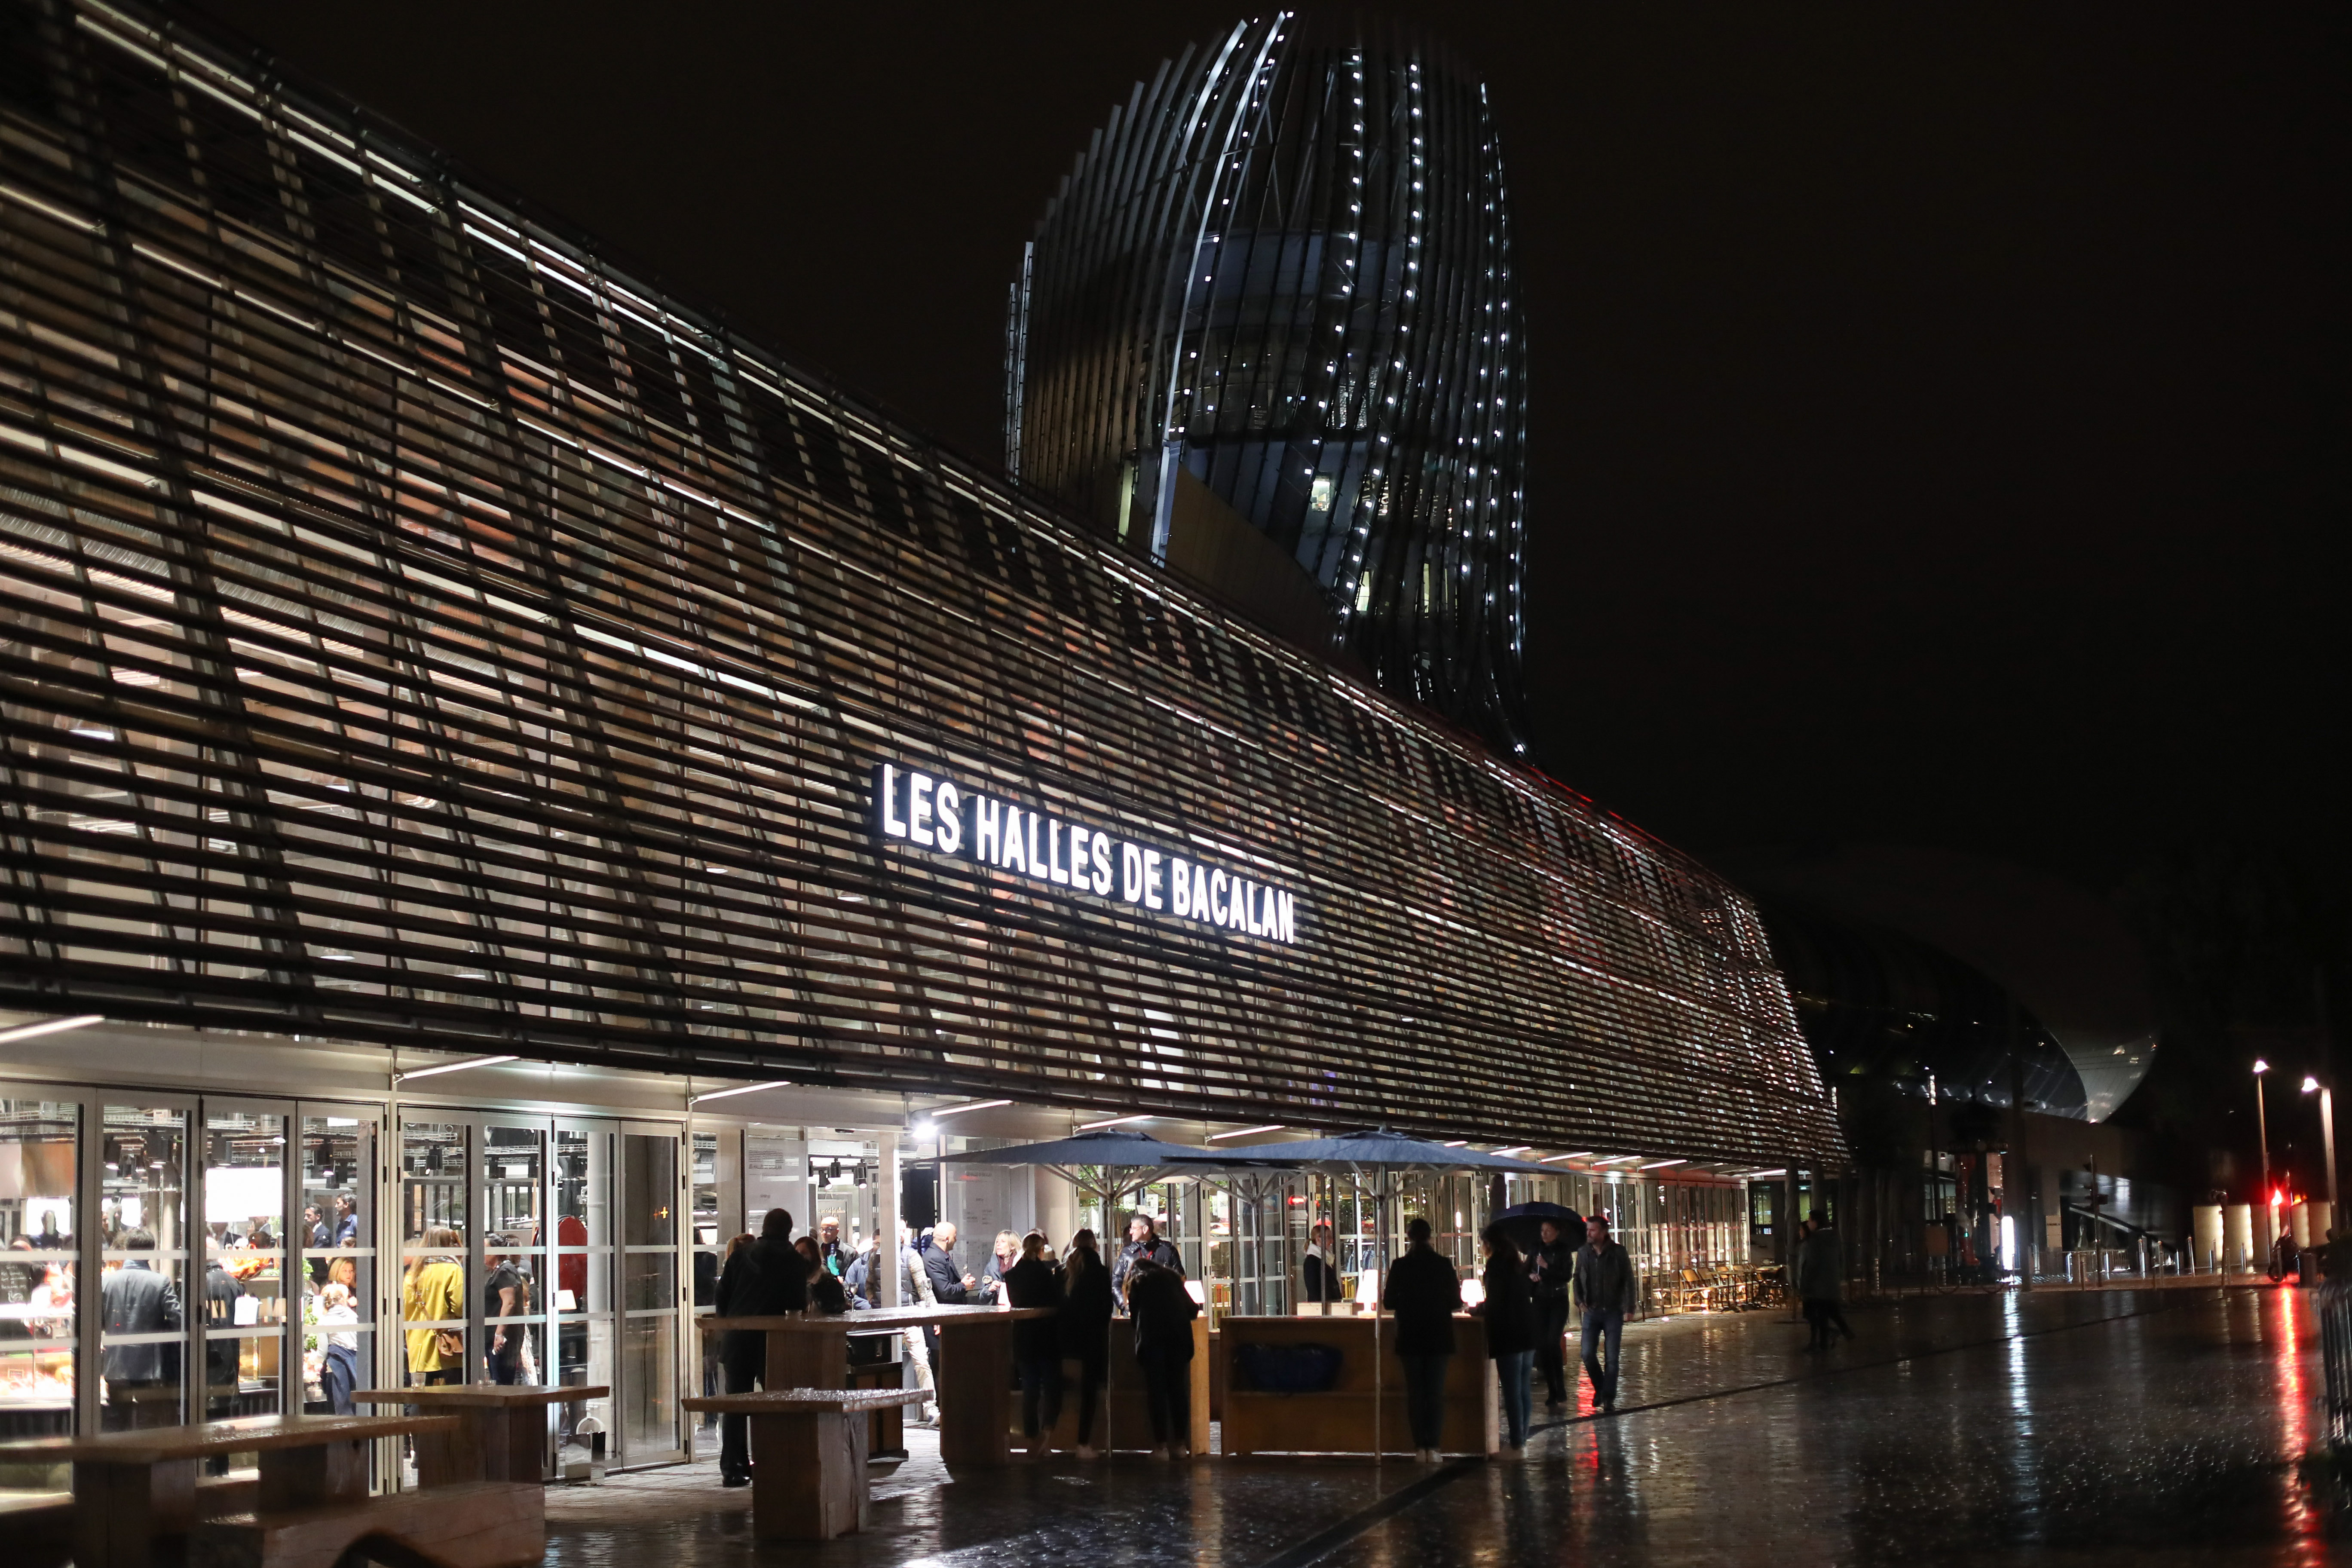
[544,1288,2343,1567]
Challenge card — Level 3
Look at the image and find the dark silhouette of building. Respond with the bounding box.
[1006,16,1530,753]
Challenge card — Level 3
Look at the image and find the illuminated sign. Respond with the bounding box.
[872,763,1301,945]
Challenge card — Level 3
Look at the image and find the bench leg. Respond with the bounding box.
[749,1410,867,1541]
[75,1457,194,1568]
[257,1440,367,1512]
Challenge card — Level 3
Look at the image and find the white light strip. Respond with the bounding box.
[1592,1155,1639,1165]
[1745,1168,1788,1179]
[1538,1152,1589,1165]
[1442,1140,1469,1148]
[928,1099,1012,1119]
[1210,1124,1287,1141]
[1638,1159,1687,1170]
[1078,1114,1152,1131]
[689,1080,793,1105]
[0,1013,104,1047]
[395,1054,518,1083]
[1493,1146,1530,1157]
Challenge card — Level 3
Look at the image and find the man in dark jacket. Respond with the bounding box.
[101,1229,181,1429]
[1571,1213,1639,1411]
[1111,1213,1183,1305]
[1382,1217,1463,1463]
[713,1208,806,1486]
[1528,1218,1579,1407]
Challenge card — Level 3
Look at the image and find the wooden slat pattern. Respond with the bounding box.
[0,0,1842,1166]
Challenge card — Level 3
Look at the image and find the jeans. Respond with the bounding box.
[1399,1352,1450,1450]
[1137,1350,1190,1446]
[1017,1355,1063,1439]
[1580,1308,1625,1406]
[1495,1348,1534,1446]
[719,1347,762,1476]
[1535,1296,1571,1400]
[323,1344,358,1415]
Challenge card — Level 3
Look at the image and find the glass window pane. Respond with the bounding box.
[481,1124,546,1395]
[400,1123,467,1389]
[298,1112,374,1415]
[0,1097,80,1464]
[621,1133,677,1460]
[202,1108,287,1421]
[100,1105,187,1430]
[553,1124,612,1468]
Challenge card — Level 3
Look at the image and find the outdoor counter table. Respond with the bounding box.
[0,1411,479,1568]
[700,1305,1054,1467]
[1219,1314,1498,1458]
[349,1384,609,1484]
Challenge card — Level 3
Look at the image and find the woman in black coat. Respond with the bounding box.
[1059,1228,1115,1459]
[1477,1227,1538,1453]
[1001,1231,1066,1456]
[1122,1257,1200,1459]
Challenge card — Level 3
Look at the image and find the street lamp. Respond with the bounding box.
[2303,1076,2338,1215]
[2255,1060,2275,1253]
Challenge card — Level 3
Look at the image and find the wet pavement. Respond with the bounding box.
[544,1286,2346,1567]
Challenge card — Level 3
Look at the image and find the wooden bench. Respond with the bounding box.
[681,1389,931,1541]
[0,1412,465,1568]
[190,1479,542,1568]
[0,1488,74,1568]
[349,1385,608,1485]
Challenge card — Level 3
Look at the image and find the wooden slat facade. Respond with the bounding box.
[0,0,1843,1167]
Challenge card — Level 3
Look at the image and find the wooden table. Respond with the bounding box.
[349,1385,609,1485]
[0,1412,461,1568]
[701,1306,1055,1468]
[681,1389,930,1540]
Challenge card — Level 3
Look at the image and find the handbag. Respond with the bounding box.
[435,1327,464,1362]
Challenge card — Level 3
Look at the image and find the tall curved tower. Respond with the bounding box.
[1007,14,1531,753]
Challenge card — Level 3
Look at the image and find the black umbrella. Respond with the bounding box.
[1491,1200,1585,1250]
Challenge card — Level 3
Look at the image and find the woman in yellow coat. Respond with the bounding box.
[402,1226,466,1386]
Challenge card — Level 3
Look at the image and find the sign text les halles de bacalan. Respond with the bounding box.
[871,763,1301,945]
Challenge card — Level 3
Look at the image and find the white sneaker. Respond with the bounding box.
[1420,1447,1440,1464]
[1150,1443,1171,1461]
[1075,1444,1098,1461]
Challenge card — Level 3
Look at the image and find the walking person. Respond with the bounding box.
[897,1225,939,1422]
[1798,1213,1852,1348]
[318,1281,360,1414]
[1528,1217,1578,1408]
[1060,1228,1114,1458]
[1571,1213,1638,1412]
[714,1209,806,1488]
[1123,1256,1200,1459]
[1002,1231,1066,1458]
[1382,1216,1462,1464]
[1477,1227,1537,1455]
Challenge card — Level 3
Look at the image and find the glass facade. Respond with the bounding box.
[1008,18,1532,751]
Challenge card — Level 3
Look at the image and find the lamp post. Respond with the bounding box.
[2303,1076,2338,1215]
[2255,1060,2273,1251]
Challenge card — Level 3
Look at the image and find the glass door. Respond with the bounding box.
[295,1108,377,1415]
[398,1119,469,1393]
[619,1125,682,1464]
[479,1118,548,1465]
[0,1094,79,1456]
[198,1102,288,1422]
[98,1101,190,1430]
[553,1119,613,1472]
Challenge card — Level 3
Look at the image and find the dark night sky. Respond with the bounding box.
[194,2,2348,898]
